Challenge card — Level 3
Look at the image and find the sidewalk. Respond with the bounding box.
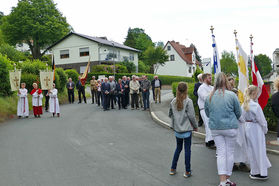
[150,91,279,155]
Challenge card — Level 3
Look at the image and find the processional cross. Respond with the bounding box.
[13,76,19,87]
[44,76,51,87]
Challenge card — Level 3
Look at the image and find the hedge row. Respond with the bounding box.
[172,82,278,131]
[87,72,194,85]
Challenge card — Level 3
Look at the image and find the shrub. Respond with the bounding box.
[21,73,39,92]
[65,69,79,83]
[92,64,128,73]
[119,61,136,73]
[0,43,27,62]
[138,60,149,73]
[21,59,48,75]
[53,71,61,92]
[0,54,13,96]
[263,97,278,131]
[55,68,67,92]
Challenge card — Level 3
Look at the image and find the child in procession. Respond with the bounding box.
[241,85,271,180]
[17,82,29,118]
[48,83,60,117]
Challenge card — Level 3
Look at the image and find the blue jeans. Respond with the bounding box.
[142,91,150,109]
[171,134,192,172]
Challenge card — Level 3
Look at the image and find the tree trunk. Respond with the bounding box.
[27,40,42,59]
[150,65,154,74]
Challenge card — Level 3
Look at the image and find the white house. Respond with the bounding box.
[156,41,200,77]
[46,32,140,73]
[201,58,212,74]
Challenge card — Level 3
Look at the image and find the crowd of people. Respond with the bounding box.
[66,75,162,111]
[168,73,279,186]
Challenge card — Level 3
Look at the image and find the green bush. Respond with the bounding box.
[138,60,149,73]
[21,59,48,75]
[0,54,13,96]
[21,73,39,92]
[53,71,61,92]
[65,69,79,83]
[0,43,27,62]
[263,97,278,131]
[92,64,128,73]
[119,61,136,73]
[55,68,67,92]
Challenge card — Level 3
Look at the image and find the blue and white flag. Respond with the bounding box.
[211,34,221,75]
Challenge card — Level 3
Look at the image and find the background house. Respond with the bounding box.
[264,48,279,94]
[156,41,199,77]
[47,32,140,73]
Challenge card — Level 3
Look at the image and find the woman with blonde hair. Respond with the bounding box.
[271,77,279,144]
[205,72,241,186]
[169,82,198,178]
[242,85,271,180]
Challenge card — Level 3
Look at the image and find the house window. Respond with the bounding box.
[123,56,129,61]
[80,47,89,57]
[129,53,134,61]
[193,66,195,72]
[60,49,69,59]
[167,46,171,51]
[189,66,192,73]
[170,55,175,61]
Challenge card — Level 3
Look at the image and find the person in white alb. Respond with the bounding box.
[241,85,271,180]
[17,82,29,118]
[197,73,214,148]
[49,83,60,117]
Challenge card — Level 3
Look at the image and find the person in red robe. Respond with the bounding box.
[30,83,43,117]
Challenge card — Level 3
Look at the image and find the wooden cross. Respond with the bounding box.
[13,76,19,87]
[44,76,51,87]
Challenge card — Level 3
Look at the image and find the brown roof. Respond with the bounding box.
[164,41,195,64]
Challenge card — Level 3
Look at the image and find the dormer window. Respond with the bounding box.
[170,55,175,61]
[167,46,171,51]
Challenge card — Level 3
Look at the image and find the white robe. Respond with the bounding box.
[241,100,271,176]
[49,88,60,114]
[233,122,248,163]
[32,91,43,106]
[198,83,214,142]
[17,88,29,117]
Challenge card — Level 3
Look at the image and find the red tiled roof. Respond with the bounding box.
[165,41,195,64]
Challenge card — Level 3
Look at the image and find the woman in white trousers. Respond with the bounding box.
[205,73,241,186]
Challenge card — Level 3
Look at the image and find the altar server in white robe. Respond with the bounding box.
[49,83,60,117]
[17,83,29,118]
[241,85,271,180]
[198,73,214,147]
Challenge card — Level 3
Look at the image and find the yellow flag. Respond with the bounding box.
[9,70,21,91]
[235,39,249,104]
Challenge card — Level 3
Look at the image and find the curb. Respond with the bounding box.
[149,101,279,156]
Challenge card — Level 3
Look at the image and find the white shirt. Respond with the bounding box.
[155,80,160,87]
[197,83,213,109]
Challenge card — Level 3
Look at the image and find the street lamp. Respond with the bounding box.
[112,42,115,78]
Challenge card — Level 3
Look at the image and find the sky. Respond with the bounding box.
[1,0,279,61]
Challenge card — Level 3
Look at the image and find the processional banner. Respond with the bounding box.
[40,70,54,90]
[9,70,21,91]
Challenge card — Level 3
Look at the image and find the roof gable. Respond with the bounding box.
[47,32,140,53]
[165,41,195,65]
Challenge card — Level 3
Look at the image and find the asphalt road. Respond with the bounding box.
[0,102,278,186]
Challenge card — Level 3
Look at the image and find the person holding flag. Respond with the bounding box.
[76,58,90,104]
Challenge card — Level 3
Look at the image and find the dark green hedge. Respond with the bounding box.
[55,68,67,92]
[87,72,194,85]
[0,54,13,96]
[21,73,38,92]
[65,69,79,83]
[172,82,278,131]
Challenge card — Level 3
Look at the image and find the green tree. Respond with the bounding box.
[138,60,149,73]
[0,43,27,62]
[143,46,169,74]
[219,50,238,76]
[124,28,154,60]
[192,65,203,82]
[0,11,4,25]
[190,43,202,62]
[119,61,136,73]
[1,0,71,59]
[254,54,272,77]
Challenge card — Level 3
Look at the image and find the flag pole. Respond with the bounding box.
[234,29,239,62]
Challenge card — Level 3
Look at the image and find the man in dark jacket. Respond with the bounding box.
[271,77,279,145]
[121,76,130,109]
[66,78,75,104]
[101,77,111,111]
[193,73,203,126]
